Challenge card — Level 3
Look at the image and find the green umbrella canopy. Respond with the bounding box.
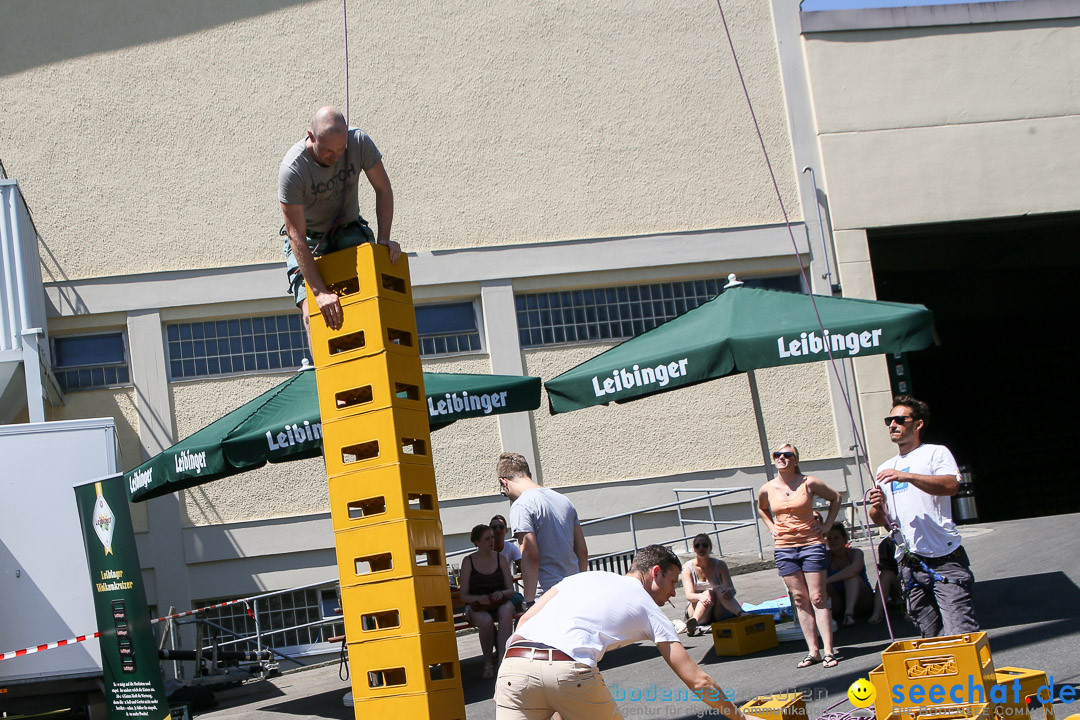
[545,285,933,414]
[126,368,541,502]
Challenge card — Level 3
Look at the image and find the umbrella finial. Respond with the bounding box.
[724,273,743,289]
[299,357,314,372]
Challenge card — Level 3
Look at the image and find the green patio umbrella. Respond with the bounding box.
[126,367,541,502]
[545,283,933,414]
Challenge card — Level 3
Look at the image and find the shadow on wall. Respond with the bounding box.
[0,0,320,78]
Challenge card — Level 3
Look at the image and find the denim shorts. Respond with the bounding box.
[283,218,375,306]
[774,543,828,577]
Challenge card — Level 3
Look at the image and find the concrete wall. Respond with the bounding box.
[799,0,1080,469]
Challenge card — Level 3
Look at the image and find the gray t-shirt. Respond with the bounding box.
[509,487,581,595]
[278,128,382,234]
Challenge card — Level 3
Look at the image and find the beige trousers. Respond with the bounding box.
[494,654,622,719]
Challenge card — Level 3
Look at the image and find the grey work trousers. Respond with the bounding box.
[900,545,979,638]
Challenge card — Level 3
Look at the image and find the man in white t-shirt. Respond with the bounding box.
[490,514,522,567]
[494,545,747,720]
[868,395,979,638]
[498,453,588,608]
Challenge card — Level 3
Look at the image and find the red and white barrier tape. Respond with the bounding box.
[0,596,254,661]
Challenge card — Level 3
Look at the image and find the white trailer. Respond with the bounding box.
[0,418,119,715]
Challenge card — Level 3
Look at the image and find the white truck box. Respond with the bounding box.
[0,418,118,691]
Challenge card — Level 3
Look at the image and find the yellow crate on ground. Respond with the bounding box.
[335,518,447,587]
[315,351,425,423]
[351,687,466,720]
[881,633,996,705]
[871,664,891,720]
[886,703,990,720]
[712,614,777,656]
[309,295,420,368]
[329,463,440,532]
[322,406,432,476]
[347,630,461,701]
[994,668,1057,720]
[340,575,455,641]
[309,243,413,310]
[741,693,807,720]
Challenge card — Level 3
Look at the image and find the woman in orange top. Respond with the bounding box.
[757,443,841,668]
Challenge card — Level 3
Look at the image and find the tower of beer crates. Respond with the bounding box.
[307,243,465,720]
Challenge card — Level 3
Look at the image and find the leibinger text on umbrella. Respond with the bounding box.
[174,449,208,474]
[592,359,690,397]
[777,329,884,359]
[428,391,509,418]
[129,467,153,494]
[266,421,322,451]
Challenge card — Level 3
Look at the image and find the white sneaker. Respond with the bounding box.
[673,619,688,634]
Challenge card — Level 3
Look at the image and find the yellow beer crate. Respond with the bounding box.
[315,351,425,423]
[994,668,1056,720]
[308,295,419,368]
[322,406,432,476]
[881,633,996,705]
[350,687,466,720]
[347,630,461,701]
[340,575,455,642]
[712,614,777,657]
[335,518,446,587]
[871,664,891,720]
[886,703,990,720]
[329,463,440,532]
[741,693,807,720]
[308,241,413,310]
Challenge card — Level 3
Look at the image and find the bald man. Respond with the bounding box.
[279,106,400,335]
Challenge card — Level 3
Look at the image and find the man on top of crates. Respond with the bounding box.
[497,452,589,610]
[494,544,747,720]
[279,106,401,338]
[868,395,979,638]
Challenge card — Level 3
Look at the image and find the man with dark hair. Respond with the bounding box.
[868,395,979,637]
[279,106,401,338]
[495,545,746,720]
[497,452,588,609]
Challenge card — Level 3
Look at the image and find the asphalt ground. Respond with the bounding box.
[196,513,1080,720]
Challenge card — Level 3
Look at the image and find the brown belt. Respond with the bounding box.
[504,644,575,662]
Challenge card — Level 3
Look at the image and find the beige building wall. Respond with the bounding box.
[3,0,848,608]
[1,0,799,281]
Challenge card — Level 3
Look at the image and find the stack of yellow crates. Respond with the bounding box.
[877,633,996,720]
[308,243,466,720]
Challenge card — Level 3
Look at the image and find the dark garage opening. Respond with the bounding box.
[868,212,1080,522]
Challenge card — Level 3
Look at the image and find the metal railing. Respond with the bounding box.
[446,485,763,565]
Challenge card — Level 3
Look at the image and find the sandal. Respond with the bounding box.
[822,653,839,668]
[797,654,821,668]
[685,617,699,637]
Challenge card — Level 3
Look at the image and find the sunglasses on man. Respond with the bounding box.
[884,415,916,426]
[491,524,506,531]
[772,451,795,459]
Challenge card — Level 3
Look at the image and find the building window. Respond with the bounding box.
[166,314,309,380]
[199,587,344,652]
[515,275,802,348]
[416,301,482,357]
[52,332,130,392]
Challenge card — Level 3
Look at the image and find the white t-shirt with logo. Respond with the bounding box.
[876,443,962,559]
[509,571,680,667]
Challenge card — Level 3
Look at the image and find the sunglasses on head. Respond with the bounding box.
[772,451,795,459]
[884,415,915,426]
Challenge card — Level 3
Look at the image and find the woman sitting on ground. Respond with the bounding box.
[868,535,905,623]
[824,523,875,626]
[459,523,516,679]
[681,533,743,636]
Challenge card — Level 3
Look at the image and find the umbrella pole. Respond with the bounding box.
[747,370,773,482]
